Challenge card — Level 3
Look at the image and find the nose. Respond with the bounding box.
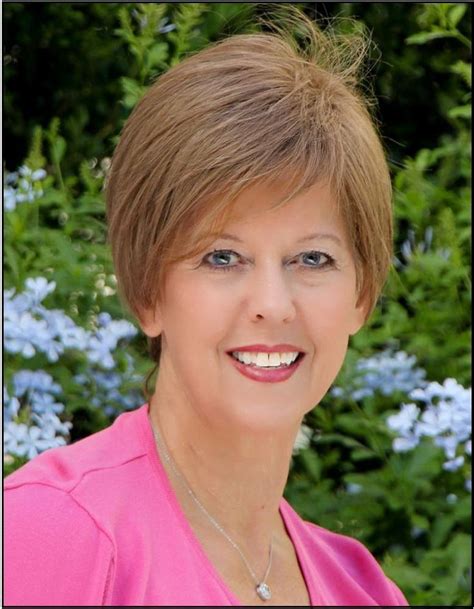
[246,260,297,324]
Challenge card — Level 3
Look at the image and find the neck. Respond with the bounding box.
[148,374,300,556]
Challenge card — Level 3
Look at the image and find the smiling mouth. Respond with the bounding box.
[227,352,305,368]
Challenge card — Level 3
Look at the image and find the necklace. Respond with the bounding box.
[149,415,274,601]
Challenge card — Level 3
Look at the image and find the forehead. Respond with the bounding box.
[207,179,345,240]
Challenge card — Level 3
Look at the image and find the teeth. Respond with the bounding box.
[232,351,300,367]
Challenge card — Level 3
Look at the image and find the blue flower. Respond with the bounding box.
[4,166,46,212]
[19,165,33,177]
[31,412,72,436]
[4,186,17,211]
[332,350,427,400]
[4,387,20,423]
[13,370,62,397]
[97,312,112,327]
[387,403,420,436]
[4,421,66,460]
[85,335,116,369]
[31,169,47,181]
[393,435,419,452]
[446,493,458,504]
[443,456,465,472]
[4,311,50,358]
[95,317,137,346]
[386,375,471,474]
[29,391,65,416]
[346,482,363,494]
[41,309,89,350]
[4,288,33,316]
[25,277,56,306]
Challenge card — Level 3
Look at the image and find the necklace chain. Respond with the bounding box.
[149,415,274,599]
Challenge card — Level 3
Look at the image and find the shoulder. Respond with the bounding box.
[311,522,408,604]
[4,482,115,605]
[305,518,385,577]
[4,404,152,566]
[4,404,149,493]
[3,405,151,606]
[281,500,408,606]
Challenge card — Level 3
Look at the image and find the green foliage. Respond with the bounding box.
[115,3,170,107]
[167,3,207,66]
[406,3,471,48]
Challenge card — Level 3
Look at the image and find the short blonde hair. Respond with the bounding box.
[106,9,392,367]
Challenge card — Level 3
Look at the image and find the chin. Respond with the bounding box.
[214,396,310,435]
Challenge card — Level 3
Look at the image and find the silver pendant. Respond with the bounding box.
[256,582,272,601]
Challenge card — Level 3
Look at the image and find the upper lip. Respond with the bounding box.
[226,344,305,353]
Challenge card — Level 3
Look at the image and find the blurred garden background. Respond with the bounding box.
[3,3,471,606]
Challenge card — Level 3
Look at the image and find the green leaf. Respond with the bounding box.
[430,513,457,548]
[145,42,169,71]
[314,433,365,449]
[4,243,21,285]
[450,60,472,88]
[448,4,467,28]
[406,31,456,45]
[351,447,377,461]
[120,76,147,108]
[52,136,67,165]
[299,450,322,483]
[448,104,472,119]
[24,126,46,170]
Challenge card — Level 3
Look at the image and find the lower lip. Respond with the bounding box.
[226,353,304,383]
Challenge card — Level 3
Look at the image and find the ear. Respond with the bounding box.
[137,304,163,338]
[349,292,371,337]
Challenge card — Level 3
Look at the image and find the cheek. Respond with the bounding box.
[162,277,235,346]
[303,281,360,335]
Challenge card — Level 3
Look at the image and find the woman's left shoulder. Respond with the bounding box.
[307,521,408,605]
[281,500,408,606]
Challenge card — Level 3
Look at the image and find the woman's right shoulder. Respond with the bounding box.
[4,405,149,492]
[3,405,153,606]
[4,481,115,606]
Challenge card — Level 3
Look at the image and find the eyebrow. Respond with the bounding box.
[213,232,343,246]
[296,232,343,246]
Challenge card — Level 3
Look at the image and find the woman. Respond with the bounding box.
[5,10,408,607]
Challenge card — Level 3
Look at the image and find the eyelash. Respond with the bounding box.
[201,249,337,273]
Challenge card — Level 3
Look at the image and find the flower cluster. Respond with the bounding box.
[74,351,143,417]
[4,277,142,460]
[332,350,427,401]
[387,378,471,490]
[4,371,72,460]
[4,278,137,367]
[4,166,47,211]
[332,350,471,493]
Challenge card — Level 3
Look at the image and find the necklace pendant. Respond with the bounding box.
[256,582,272,601]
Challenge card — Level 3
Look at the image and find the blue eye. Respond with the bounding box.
[203,249,240,271]
[299,251,334,268]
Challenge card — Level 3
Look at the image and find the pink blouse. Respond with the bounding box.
[4,404,408,606]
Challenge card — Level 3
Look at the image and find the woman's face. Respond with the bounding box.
[142,180,367,431]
